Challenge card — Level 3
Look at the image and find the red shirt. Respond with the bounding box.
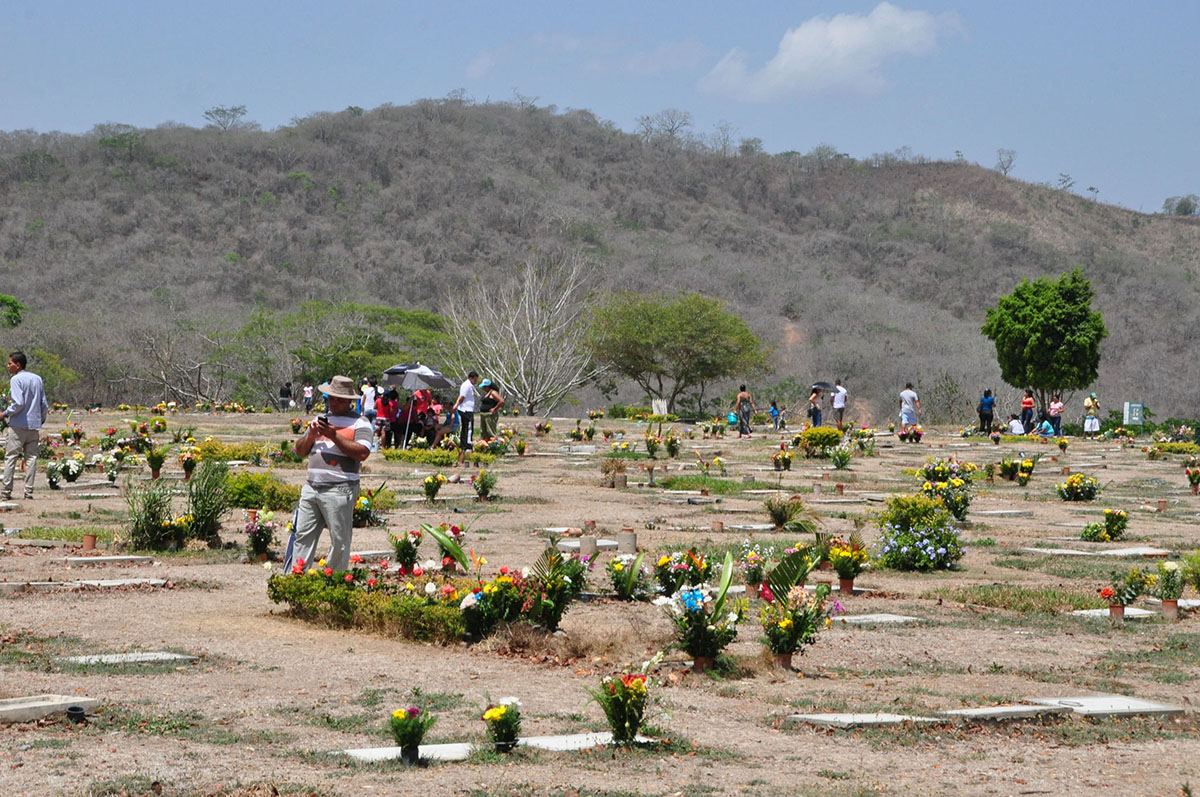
[1021,396,1034,410]
[414,390,432,415]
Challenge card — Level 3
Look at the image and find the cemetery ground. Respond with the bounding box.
[0,413,1198,796]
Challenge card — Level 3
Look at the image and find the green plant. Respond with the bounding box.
[759,582,834,655]
[920,477,972,521]
[586,671,649,745]
[471,469,498,499]
[423,473,447,501]
[1057,473,1099,501]
[666,553,743,658]
[1153,561,1184,600]
[764,496,804,528]
[829,444,853,470]
[389,528,423,571]
[125,478,177,550]
[797,426,842,455]
[226,472,301,511]
[145,447,168,471]
[380,448,496,467]
[1080,509,1128,542]
[1184,552,1200,593]
[607,553,649,600]
[186,460,231,541]
[1102,567,1147,606]
[874,494,963,571]
[388,705,435,748]
[481,698,522,748]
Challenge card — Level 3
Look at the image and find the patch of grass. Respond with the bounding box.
[86,706,291,747]
[659,475,783,494]
[970,537,997,546]
[85,775,164,796]
[925,584,1106,613]
[0,628,92,670]
[18,525,117,543]
[817,769,852,780]
[1094,633,1199,684]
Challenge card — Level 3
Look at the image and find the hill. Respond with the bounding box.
[2,99,1199,421]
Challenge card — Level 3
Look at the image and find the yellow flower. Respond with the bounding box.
[392,709,407,720]
[658,555,670,566]
[318,558,326,567]
[483,583,498,594]
[612,562,624,571]
[778,617,793,629]
[482,705,507,722]
[496,576,513,584]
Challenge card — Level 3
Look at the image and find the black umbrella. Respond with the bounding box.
[382,362,422,387]
[811,381,836,391]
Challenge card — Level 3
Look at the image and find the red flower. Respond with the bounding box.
[323,567,333,577]
[413,566,424,577]
[1100,587,1115,600]
[344,573,354,583]
[296,558,306,569]
[290,563,305,575]
[441,584,455,596]
[759,583,775,603]
[443,556,455,567]
[367,578,377,588]
[499,566,509,575]
[350,554,363,564]
[397,565,408,577]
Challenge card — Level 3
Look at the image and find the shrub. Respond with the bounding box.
[1080,509,1127,542]
[1057,473,1099,501]
[874,494,963,571]
[195,439,266,463]
[226,472,302,511]
[608,404,651,419]
[607,553,649,600]
[920,477,972,521]
[797,426,842,456]
[125,478,176,550]
[380,448,496,467]
[1150,442,1200,457]
[186,460,231,540]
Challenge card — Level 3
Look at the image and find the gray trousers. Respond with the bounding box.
[290,480,360,572]
[3,426,40,499]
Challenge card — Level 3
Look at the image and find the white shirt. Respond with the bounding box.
[361,385,377,410]
[306,414,374,484]
[458,379,477,412]
[1008,418,1025,434]
[832,386,847,409]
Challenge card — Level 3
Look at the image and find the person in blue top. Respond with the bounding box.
[1,351,50,501]
[977,389,996,434]
[1035,412,1055,438]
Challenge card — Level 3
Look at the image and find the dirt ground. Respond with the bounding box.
[0,412,1197,797]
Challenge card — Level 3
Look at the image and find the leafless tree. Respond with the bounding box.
[439,251,607,415]
[995,148,1016,176]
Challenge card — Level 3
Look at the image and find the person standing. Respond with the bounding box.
[279,382,293,412]
[1019,389,1035,434]
[478,379,505,440]
[733,385,756,438]
[361,378,378,430]
[302,382,314,413]
[807,386,823,428]
[829,380,848,430]
[288,376,373,573]
[978,389,996,434]
[1,352,49,501]
[1048,394,1064,437]
[899,383,921,430]
[1083,392,1101,438]
[453,371,479,466]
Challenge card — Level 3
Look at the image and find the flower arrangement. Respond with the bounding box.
[998,458,1018,480]
[759,583,836,656]
[898,425,924,443]
[586,672,648,745]
[827,537,868,579]
[664,433,681,458]
[739,541,772,585]
[423,473,448,501]
[433,523,465,568]
[514,437,527,456]
[1101,567,1146,606]
[1153,561,1184,601]
[771,446,793,470]
[653,549,710,595]
[643,434,662,458]
[178,446,199,474]
[587,409,605,420]
[584,424,596,441]
[875,494,963,571]
[710,456,726,475]
[569,421,585,442]
[61,452,86,483]
[289,418,306,434]
[607,553,649,600]
[990,429,1002,444]
[1080,509,1128,542]
[145,447,167,473]
[388,706,435,751]
[852,427,876,455]
[245,511,275,555]
[150,417,167,433]
[610,441,632,453]
[1057,473,1099,502]
[668,586,743,660]
[471,469,498,499]
[44,459,63,489]
[1057,437,1069,452]
[534,421,552,436]
[389,528,424,571]
[919,459,977,485]
[481,698,522,751]
[829,443,853,470]
[1016,468,1032,487]
[1186,467,1200,487]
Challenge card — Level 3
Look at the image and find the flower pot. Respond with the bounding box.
[773,462,782,471]
[711,521,724,533]
[493,740,517,754]
[746,582,760,599]
[256,552,269,563]
[691,655,715,673]
[613,474,627,489]
[700,488,709,496]
[399,745,420,766]
[772,652,793,670]
[819,560,832,572]
[839,577,855,595]
[82,533,97,551]
[1157,499,1168,512]
[1191,484,1198,495]
[773,524,784,533]
[442,562,457,574]
[1108,604,1125,621]
[1161,599,1179,622]
[835,483,844,495]
[782,460,791,471]
[150,468,161,480]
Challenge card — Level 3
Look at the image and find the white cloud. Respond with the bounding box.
[700,2,963,101]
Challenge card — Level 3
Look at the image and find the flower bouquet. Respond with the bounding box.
[245,511,275,556]
[481,698,522,752]
[388,706,435,764]
[1057,473,1099,502]
[62,453,85,483]
[586,672,648,745]
[1187,467,1200,494]
[1154,561,1185,620]
[534,421,552,436]
[433,523,465,570]
[668,586,744,668]
[758,583,835,666]
[990,430,1002,445]
[584,424,596,441]
[1100,567,1146,620]
[643,434,661,458]
[1057,437,1069,452]
[178,446,199,477]
[653,549,709,595]
[423,473,448,501]
[514,438,527,456]
[827,536,868,582]
[289,418,305,434]
[739,542,770,589]
[1080,509,1127,542]
[569,421,584,442]
[664,433,681,458]
[607,553,649,601]
[587,409,605,420]
[471,469,498,499]
[771,446,793,471]
[389,528,423,572]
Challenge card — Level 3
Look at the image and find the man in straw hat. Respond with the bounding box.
[290,375,374,571]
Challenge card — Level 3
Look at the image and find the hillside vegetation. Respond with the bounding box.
[2,99,1199,420]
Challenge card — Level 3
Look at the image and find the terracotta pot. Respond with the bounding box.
[256,552,269,563]
[1161,599,1179,622]
[746,582,760,599]
[839,577,855,594]
[150,468,161,480]
[584,520,596,532]
[1157,499,1168,512]
[442,562,457,574]
[82,533,97,551]
[1192,484,1198,496]
[774,525,784,533]
[691,655,715,673]
[772,652,793,670]
[819,560,832,572]
[1061,466,1070,476]
[1108,604,1125,621]
[700,488,709,496]
[835,483,844,495]
[711,521,724,533]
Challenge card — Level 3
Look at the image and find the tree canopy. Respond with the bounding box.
[586,292,769,413]
[980,269,1107,407]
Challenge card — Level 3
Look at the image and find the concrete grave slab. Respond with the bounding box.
[0,502,21,511]
[1025,695,1184,718]
[3,538,63,548]
[225,460,253,467]
[742,489,787,495]
[70,578,167,589]
[342,732,649,763]
[1144,598,1200,609]
[727,524,777,531]
[788,713,939,729]
[974,509,1035,518]
[0,694,100,723]
[1020,546,1170,558]
[61,651,198,665]
[1071,607,1156,620]
[56,556,153,567]
[838,613,917,625]
[349,550,392,561]
[939,705,1071,722]
[558,445,596,454]
[809,498,866,505]
[662,489,702,495]
[65,493,121,500]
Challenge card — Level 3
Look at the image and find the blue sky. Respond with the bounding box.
[3,1,1198,212]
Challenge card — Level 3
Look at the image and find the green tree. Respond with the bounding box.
[980,269,1108,409]
[586,293,769,413]
[203,105,252,131]
[0,295,23,328]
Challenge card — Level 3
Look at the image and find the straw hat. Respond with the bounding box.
[319,375,360,400]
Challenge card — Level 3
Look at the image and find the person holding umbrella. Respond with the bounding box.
[807,385,823,428]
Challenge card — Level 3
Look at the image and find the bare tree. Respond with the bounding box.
[439,251,607,415]
[994,149,1016,176]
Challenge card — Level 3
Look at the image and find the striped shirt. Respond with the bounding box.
[306,413,373,484]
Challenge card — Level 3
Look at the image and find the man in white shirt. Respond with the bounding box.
[829,379,848,431]
[898,383,920,429]
[287,375,373,572]
[1,351,49,501]
[453,371,479,467]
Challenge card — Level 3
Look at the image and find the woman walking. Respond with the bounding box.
[733,385,757,438]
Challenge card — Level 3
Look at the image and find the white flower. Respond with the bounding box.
[706,625,716,632]
[727,612,739,624]
[521,567,531,578]
[425,582,436,596]
[1163,562,1180,571]
[498,696,521,707]
[459,593,478,610]
[424,559,438,571]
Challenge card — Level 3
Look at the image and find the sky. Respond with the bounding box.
[3,1,1198,213]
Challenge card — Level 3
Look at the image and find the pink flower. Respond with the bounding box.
[441,584,455,596]
[323,567,333,577]
[412,566,424,577]
[350,554,363,564]
[344,573,354,583]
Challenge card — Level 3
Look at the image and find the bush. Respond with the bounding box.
[380,448,496,466]
[227,472,302,511]
[797,426,842,456]
[1150,442,1200,457]
[608,404,652,419]
[874,494,963,571]
[186,460,231,540]
[195,439,266,463]
[125,478,177,550]
[1057,473,1099,501]
[1080,509,1127,542]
